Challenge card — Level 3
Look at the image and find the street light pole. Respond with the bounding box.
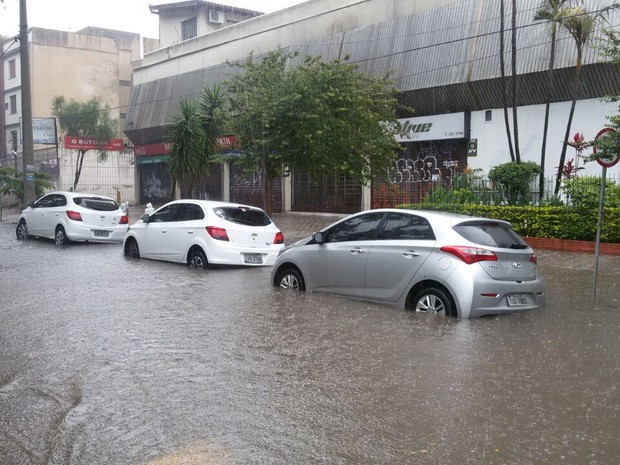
[20,0,35,205]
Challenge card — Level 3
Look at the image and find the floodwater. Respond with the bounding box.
[0,221,619,465]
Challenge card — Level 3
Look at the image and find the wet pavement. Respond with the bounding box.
[1,208,619,464]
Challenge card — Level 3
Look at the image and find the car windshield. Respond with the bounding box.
[453,221,528,249]
[73,197,119,212]
[213,206,271,226]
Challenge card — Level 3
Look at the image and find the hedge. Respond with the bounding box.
[397,204,620,243]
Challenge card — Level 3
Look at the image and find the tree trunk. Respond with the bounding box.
[539,25,558,204]
[511,0,521,163]
[554,50,583,195]
[73,149,87,191]
[262,155,273,216]
[500,0,516,162]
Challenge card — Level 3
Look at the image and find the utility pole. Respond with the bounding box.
[20,0,35,204]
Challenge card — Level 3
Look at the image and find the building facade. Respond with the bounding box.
[1,27,141,202]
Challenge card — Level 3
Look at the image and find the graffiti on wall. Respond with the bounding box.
[388,141,461,186]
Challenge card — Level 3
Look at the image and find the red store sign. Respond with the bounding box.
[133,136,238,157]
[64,136,124,151]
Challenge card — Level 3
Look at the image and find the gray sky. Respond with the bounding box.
[0,0,308,39]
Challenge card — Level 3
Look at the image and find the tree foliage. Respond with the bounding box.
[226,48,402,214]
[168,85,228,199]
[52,96,117,191]
[0,167,54,201]
[489,161,542,205]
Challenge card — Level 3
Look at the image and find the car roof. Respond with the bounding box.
[42,191,116,201]
[162,199,265,211]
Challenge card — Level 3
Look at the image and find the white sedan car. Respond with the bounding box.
[16,191,129,245]
[123,199,284,268]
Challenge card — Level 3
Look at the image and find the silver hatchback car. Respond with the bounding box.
[271,209,545,318]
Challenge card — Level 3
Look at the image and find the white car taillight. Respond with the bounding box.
[440,245,497,264]
[66,210,83,222]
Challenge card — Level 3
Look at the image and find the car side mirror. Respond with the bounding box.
[27,201,35,208]
[141,213,151,223]
[313,231,325,244]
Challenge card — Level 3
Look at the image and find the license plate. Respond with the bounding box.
[243,253,263,264]
[93,230,110,238]
[507,294,528,306]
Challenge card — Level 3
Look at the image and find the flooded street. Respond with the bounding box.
[1,220,619,464]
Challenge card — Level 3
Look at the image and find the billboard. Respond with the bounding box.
[32,117,57,145]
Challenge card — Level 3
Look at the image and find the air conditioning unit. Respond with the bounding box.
[209,9,224,24]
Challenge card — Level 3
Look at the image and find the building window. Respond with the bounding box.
[9,59,16,79]
[10,130,18,152]
[119,79,132,87]
[182,17,197,41]
[485,110,492,122]
[9,95,17,114]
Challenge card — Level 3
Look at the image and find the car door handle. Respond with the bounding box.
[403,251,420,258]
[350,248,365,254]
[162,230,168,234]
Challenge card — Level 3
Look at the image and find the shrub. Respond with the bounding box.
[488,161,541,205]
[561,176,620,209]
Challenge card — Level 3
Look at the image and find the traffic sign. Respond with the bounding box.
[593,128,620,168]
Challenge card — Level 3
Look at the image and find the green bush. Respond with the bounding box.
[0,167,54,204]
[488,161,541,205]
[397,203,620,243]
[561,176,620,209]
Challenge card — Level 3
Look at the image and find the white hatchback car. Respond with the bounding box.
[123,199,284,268]
[16,191,129,245]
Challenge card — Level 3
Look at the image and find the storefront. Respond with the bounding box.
[372,112,470,208]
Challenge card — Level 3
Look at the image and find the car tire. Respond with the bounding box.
[55,226,69,246]
[16,220,29,240]
[412,287,454,316]
[277,267,305,291]
[124,238,140,258]
[188,248,208,269]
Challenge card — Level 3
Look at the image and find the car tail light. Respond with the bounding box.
[440,245,497,264]
[66,210,83,222]
[274,231,284,244]
[119,215,129,225]
[206,226,229,241]
[530,254,537,264]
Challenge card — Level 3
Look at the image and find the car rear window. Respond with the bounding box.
[73,197,119,212]
[453,221,528,249]
[213,206,271,226]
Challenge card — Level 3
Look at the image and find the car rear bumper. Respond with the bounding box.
[463,278,546,318]
[206,244,284,266]
[66,223,128,243]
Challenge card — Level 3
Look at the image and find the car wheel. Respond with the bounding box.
[277,267,305,291]
[124,238,140,258]
[188,248,208,269]
[412,287,454,316]
[55,226,69,246]
[16,220,29,240]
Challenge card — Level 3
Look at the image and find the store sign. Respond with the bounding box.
[467,139,478,156]
[134,136,238,157]
[396,113,466,142]
[32,118,57,145]
[64,136,124,151]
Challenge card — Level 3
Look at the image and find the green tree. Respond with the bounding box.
[489,161,542,205]
[533,0,577,204]
[168,85,227,198]
[52,96,117,191]
[552,5,614,195]
[226,48,402,215]
[0,167,54,202]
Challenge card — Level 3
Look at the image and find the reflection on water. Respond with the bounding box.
[1,223,619,464]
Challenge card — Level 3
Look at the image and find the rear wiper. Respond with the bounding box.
[509,243,528,249]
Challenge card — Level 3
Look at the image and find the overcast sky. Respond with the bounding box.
[0,0,308,39]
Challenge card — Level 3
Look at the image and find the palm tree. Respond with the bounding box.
[168,85,227,199]
[553,5,614,195]
[533,0,576,204]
